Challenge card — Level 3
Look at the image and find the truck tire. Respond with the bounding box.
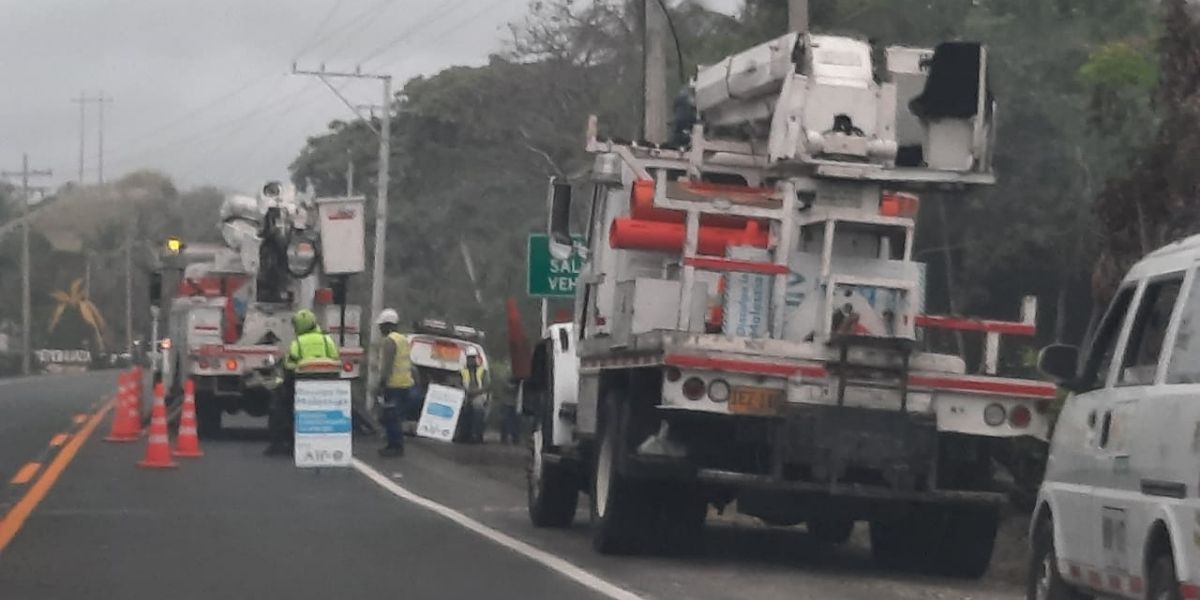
[936,506,999,579]
[1027,514,1091,600]
[527,423,578,528]
[869,519,916,569]
[1148,553,1181,600]
[196,391,222,439]
[590,393,654,554]
[808,517,854,545]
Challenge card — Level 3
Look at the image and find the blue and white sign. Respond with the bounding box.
[723,246,773,339]
[294,379,353,468]
[416,384,465,443]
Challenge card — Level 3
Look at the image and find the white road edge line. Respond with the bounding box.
[352,458,644,600]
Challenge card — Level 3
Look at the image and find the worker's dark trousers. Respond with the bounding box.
[268,376,296,448]
[381,387,411,449]
[500,405,519,444]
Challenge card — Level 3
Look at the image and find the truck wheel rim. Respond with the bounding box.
[596,428,612,518]
[1034,553,1052,600]
[530,428,544,495]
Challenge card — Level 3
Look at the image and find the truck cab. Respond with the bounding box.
[1032,234,1200,600]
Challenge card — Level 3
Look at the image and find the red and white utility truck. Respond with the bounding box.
[152,181,367,436]
[524,32,1055,578]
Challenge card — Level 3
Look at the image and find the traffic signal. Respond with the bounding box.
[165,237,184,255]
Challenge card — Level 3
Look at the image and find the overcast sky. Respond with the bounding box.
[1,0,740,193]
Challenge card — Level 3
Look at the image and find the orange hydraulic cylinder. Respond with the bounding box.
[609,218,769,256]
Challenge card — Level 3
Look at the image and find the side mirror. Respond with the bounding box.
[1038,344,1079,385]
[548,180,573,260]
[149,272,162,306]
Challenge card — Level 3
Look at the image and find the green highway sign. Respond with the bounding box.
[527,233,585,298]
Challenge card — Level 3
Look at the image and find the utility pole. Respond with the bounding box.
[71,93,87,184]
[2,155,52,375]
[292,63,392,392]
[71,93,111,184]
[643,0,669,144]
[789,0,809,33]
[125,239,132,353]
[84,257,91,299]
[346,149,354,197]
[97,93,112,184]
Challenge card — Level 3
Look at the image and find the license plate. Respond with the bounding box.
[729,386,784,416]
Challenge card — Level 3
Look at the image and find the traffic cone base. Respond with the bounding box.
[139,383,178,469]
[173,379,204,458]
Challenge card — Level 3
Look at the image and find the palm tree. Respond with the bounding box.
[49,278,108,351]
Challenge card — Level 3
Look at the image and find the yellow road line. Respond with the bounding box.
[9,463,41,485]
[49,434,69,448]
[0,401,111,554]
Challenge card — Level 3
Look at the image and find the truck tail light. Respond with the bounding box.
[343,361,354,373]
[1009,405,1032,429]
[197,358,209,370]
[682,377,705,401]
[665,367,682,382]
[225,358,239,371]
[983,403,1006,427]
[708,379,730,403]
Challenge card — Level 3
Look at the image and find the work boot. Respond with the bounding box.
[378,446,404,458]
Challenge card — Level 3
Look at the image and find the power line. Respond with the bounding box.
[356,0,469,65]
[292,0,397,60]
[366,0,513,71]
[101,0,390,167]
[108,80,327,172]
[99,73,285,164]
[101,74,298,167]
[296,0,347,60]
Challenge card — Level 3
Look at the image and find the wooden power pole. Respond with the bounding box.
[1,155,52,375]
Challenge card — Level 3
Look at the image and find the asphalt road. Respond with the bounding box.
[0,371,113,517]
[0,372,1029,600]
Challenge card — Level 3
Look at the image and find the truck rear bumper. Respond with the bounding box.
[621,456,1004,507]
[621,404,1003,507]
[692,468,1004,505]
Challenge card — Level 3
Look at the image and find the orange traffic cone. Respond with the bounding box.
[138,383,178,469]
[105,371,141,443]
[173,379,203,458]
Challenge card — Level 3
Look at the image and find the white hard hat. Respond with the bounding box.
[375,309,399,326]
[465,346,479,358]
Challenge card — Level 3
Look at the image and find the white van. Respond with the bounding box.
[1032,234,1200,600]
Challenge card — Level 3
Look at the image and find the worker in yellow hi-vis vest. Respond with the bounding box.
[265,309,339,456]
[459,347,490,443]
[374,309,414,457]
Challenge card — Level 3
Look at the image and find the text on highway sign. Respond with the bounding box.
[527,234,584,298]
